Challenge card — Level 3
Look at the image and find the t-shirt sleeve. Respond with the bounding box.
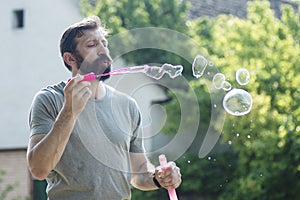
[129,99,145,153]
[29,91,57,137]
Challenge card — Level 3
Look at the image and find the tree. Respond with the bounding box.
[164,0,300,199]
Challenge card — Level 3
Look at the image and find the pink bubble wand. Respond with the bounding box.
[159,154,179,200]
[68,64,183,82]
[68,66,149,82]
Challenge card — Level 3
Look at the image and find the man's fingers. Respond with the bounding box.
[155,161,182,189]
[65,76,84,94]
[77,86,92,101]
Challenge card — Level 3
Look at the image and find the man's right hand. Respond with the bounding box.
[64,76,92,119]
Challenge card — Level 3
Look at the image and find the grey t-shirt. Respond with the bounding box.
[29,82,145,200]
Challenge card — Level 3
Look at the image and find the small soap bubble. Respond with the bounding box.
[192,55,208,78]
[213,73,226,89]
[223,88,253,116]
[187,160,191,164]
[236,68,250,85]
[222,81,232,91]
[228,140,232,145]
[208,61,214,67]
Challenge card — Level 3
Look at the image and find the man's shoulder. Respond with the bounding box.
[42,81,66,95]
[33,81,65,104]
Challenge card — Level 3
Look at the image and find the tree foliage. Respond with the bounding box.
[164,0,300,199]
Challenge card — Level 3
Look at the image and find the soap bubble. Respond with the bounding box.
[192,55,208,78]
[236,68,250,85]
[144,66,164,80]
[144,64,183,80]
[223,88,252,116]
[213,73,226,89]
[110,64,183,80]
[161,64,183,78]
[222,81,232,91]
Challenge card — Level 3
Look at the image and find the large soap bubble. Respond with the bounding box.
[223,88,252,116]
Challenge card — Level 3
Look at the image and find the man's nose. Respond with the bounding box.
[97,45,112,62]
[97,43,109,56]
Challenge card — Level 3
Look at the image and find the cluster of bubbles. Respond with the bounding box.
[192,54,252,116]
[110,54,252,116]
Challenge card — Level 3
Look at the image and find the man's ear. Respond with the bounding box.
[63,52,77,68]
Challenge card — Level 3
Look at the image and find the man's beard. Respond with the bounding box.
[75,53,112,81]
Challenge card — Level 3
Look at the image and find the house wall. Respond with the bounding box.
[0,0,82,149]
[0,150,30,199]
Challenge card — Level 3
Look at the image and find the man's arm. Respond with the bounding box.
[27,77,91,180]
[130,153,182,191]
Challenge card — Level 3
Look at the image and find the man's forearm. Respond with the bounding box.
[130,159,160,191]
[131,170,159,191]
[27,106,76,180]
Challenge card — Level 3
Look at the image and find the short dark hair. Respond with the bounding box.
[59,16,107,71]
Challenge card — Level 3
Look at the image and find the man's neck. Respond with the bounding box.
[90,80,106,100]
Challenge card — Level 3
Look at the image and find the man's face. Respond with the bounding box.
[74,28,112,79]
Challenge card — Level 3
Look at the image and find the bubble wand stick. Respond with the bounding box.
[159,154,179,200]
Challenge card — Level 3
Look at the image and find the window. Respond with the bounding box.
[13,9,24,29]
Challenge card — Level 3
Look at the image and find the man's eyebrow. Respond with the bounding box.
[84,38,96,43]
[83,38,108,44]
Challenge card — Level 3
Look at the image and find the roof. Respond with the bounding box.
[186,0,298,19]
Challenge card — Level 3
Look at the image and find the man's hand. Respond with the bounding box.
[155,162,182,190]
[64,76,92,119]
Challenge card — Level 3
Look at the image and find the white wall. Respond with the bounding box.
[0,0,82,149]
[0,0,167,150]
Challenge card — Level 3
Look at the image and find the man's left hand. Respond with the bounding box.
[155,161,182,190]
